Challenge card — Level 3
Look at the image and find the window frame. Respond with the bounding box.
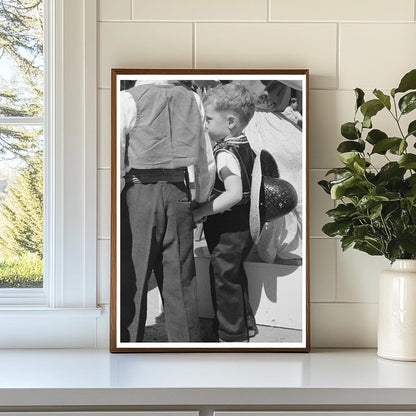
[0,0,100,348]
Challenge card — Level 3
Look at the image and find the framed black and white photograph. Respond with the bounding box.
[110,69,310,352]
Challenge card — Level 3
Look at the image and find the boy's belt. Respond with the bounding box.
[125,168,187,184]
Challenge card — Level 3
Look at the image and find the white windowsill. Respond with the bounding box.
[0,307,103,349]
[0,306,101,316]
[0,349,415,410]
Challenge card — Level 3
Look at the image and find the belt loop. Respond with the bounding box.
[184,168,192,201]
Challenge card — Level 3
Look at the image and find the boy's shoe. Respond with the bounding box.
[248,326,259,338]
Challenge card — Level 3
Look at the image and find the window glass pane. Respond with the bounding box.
[0,126,43,288]
[0,0,44,117]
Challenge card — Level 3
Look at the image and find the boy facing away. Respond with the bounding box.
[193,83,258,342]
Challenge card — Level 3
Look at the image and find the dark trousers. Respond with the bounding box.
[203,204,256,342]
[120,181,200,342]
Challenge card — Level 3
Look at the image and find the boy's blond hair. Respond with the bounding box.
[204,82,256,127]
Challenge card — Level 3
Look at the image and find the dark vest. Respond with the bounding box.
[125,84,203,169]
[211,135,255,205]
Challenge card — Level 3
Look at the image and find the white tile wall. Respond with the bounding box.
[98,22,193,88]
[339,24,416,90]
[96,0,416,347]
[311,303,378,347]
[270,0,415,22]
[98,89,111,168]
[97,169,111,239]
[196,23,338,89]
[336,245,389,303]
[132,0,268,21]
[97,239,110,305]
[309,90,354,169]
[99,0,131,21]
[310,239,336,302]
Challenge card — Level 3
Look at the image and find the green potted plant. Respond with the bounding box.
[319,68,416,361]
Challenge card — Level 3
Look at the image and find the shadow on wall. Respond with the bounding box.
[195,257,303,330]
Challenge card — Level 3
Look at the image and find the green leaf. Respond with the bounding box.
[353,158,366,174]
[386,240,403,263]
[371,137,402,154]
[363,116,372,129]
[399,139,407,155]
[407,120,416,137]
[341,235,355,251]
[399,92,416,115]
[353,224,374,240]
[360,99,384,119]
[389,138,408,155]
[325,167,351,176]
[373,89,391,110]
[318,180,331,194]
[326,203,357,220]
[322,221,351,237]
[337,140,365,153]
[398,226,416,255]
[395,69,416,94]
[366,129,387,145]
[408,174,416,186]
[369,203,383,219]
[378,162,406,181]
[399,154,416,169]
[355,88,365,110]
[330,175,358,199]
[339,152,360,167]
[354,241,383,256]
[341,122,360,140]
[357,195,389,211]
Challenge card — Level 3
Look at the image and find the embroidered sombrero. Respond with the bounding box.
[250,149,298,242]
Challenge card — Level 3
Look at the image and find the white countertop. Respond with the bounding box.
[0,349,416,407]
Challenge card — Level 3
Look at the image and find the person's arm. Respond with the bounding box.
[119,90,136,191]
[193,167,242,223]
[282,106,292,117]
[192,92,215,203]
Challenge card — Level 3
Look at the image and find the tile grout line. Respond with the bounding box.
[336,22,340,90]
[193,22,197,69]
[97,19,415,24]
[311,301,378,305]
[130,0,133,20]
[267,0,271,22]
[334,228,339,303]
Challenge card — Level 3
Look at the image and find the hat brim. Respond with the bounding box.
[249,153,263,243]
[250,149,297,242]
[250,149,281,242]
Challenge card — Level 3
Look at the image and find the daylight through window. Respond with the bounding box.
[0,0,44,289]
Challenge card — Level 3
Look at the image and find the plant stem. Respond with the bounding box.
[391,97,406,139]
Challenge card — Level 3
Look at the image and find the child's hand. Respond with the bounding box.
[193,207,206,224]
[190,200,201,210]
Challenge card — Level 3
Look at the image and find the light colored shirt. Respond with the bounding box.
[216,150,241,182]
[282,106,303,125]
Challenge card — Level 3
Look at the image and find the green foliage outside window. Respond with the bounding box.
[0,0,44,288]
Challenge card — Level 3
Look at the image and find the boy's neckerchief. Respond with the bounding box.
[213,134,248,152]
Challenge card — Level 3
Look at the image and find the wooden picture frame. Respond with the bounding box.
[110,69,310,352]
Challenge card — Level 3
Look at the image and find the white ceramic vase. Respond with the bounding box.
[378,259,416,361]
